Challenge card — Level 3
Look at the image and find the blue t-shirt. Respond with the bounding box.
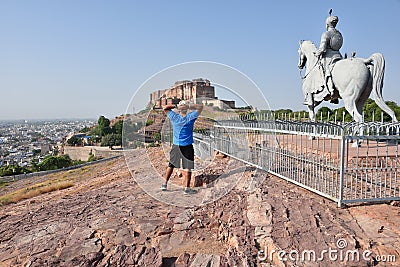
[168,110,198,146]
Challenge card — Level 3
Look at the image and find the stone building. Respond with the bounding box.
[202,99,236,110]
[150,78,216,108]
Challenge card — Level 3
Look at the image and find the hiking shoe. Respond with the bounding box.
[160,184,167,191]
[183,188,197,195]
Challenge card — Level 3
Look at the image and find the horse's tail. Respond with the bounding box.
[366,53,398,122]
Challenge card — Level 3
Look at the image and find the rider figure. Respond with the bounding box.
[314,12,343,104]
[304,12,343,105]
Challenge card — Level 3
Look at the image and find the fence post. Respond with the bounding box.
[210,127,214,156]
[338,136,346,207]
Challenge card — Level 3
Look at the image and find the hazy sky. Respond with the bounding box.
[1,0,399,120]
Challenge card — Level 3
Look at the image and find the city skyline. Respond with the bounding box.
[1,0,400,120]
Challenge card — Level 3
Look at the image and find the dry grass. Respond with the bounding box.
[0,157,121,206]
[0,180,8,188]
[0,180,74,206]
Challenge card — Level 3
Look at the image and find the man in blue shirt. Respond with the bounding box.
[161,100,203,194]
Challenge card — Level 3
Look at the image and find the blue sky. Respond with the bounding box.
[1,0,399,120]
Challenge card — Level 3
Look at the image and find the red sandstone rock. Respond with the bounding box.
[0,150,399,266]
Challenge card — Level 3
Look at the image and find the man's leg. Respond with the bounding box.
[164,166,174,184]
[182,169,196,194]
[161,165,174,191]
[182,169,191,188]
[160,166,173,191]
[181,145,196,194]
[161,145,178,191]
[327,75,339,104]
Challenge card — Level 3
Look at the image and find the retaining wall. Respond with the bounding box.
[63,146,123,161]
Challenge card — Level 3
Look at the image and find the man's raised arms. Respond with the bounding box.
[162,104,175,116]
[191,103,203,116]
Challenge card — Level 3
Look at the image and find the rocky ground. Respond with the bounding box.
[0,148,399,266]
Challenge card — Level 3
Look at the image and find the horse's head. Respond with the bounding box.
[298,40,316,70]
[298,40,307,69]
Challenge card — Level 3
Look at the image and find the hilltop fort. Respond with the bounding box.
[150,78,235,110]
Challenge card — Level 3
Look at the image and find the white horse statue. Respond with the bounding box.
[298,40,397,123]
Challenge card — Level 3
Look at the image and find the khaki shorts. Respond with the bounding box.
[168,144,194,170]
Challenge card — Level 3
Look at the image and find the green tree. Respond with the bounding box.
[98,115,112,136]
[112,120,123,135]
[30,158,39,172]
[332,107,352,122]
[67,136,82,146]
[362,99,400,122]
[0,165,31,177]
[39,155,73,171]
[80,126,91,133]
[88,116,110,136]
[32,149,41,156]
[331,99,400,123]
[89,115,112,137]
[316,107,333,121]
[101,134,122,149]
[52,148,59,156]
[98,115,110,128]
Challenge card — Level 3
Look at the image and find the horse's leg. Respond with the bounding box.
[354,79,373,147]
[341,91,361,146]
[343,99,355,122]
[352,102,363,123]
[308,104,316,122]
[345,88,366,147]
[356,73,373,121]
[355,95,370,147]
[336,74,363,123]
[308,102,319,140]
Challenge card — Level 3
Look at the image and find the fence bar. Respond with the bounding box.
[338,136,346,207]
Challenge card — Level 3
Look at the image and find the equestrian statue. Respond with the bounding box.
[298,9,397,123]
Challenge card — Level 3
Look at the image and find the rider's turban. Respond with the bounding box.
[326,16,339,28]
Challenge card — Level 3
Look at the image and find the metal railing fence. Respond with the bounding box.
[193,119,400,207]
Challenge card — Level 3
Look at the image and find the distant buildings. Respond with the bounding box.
[150,78,235,109]
[0,120,96,168]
